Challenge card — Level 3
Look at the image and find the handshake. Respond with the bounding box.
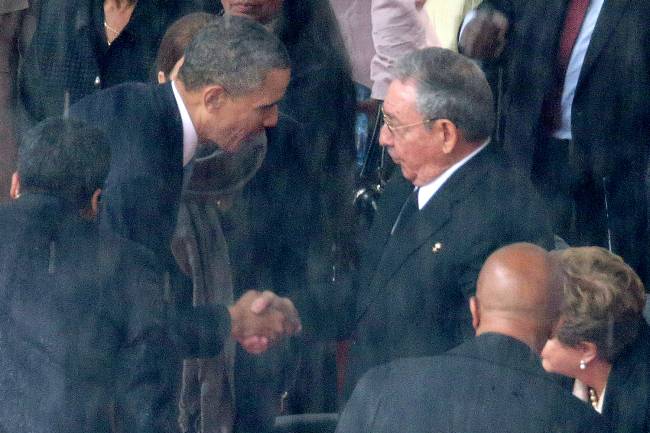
[228,290,302,354]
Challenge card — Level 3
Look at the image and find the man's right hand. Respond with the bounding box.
[458,9,509,60]
[228,290,302,354]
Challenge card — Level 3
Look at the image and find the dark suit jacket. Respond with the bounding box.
[602,321,650,433]
[343,145,554,395]
[71,82,184,269]
[70,83,232,431]
[19,0,198,123]
[0,193,216,433]
[337,333,610,433]
[480,0,650,275]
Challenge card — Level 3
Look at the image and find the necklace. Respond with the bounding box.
[104,21,120,45]
[587,387,599,410]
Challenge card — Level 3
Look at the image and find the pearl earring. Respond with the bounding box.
[579,359,587,370]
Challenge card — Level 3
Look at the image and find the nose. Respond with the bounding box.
[379,123,392,147]
[263,105,280,128]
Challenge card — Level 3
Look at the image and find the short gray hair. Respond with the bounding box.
[394,48,494,141]
[179,15,290,95]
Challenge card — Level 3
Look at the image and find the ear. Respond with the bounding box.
[438,120,459,154]
[469,296,480,331]
[578,341,599,364]
[10,172,20,199]
[157,71,167,84]
[88,188,102,220]
[203,85,227,113]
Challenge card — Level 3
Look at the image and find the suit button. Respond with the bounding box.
[94,76,101,88]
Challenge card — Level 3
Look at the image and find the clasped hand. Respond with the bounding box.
[228,290,302,354]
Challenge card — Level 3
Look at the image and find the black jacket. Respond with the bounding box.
[343,145,554,396]
[337,333,611,433]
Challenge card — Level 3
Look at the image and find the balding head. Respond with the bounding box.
[470,243,561,353]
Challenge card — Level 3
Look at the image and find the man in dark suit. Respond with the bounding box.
[341,47,553,396]
[0,117,296,433]
[70,16,299,352]
[337,243,610,433]
[459,0,650,282]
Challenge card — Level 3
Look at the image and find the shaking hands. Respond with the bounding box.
[228,290,302,354]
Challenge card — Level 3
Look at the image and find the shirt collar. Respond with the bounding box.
[171,80,199,167]
[417,139,490,209]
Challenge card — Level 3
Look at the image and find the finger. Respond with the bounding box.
[240,336,269,354]
[250,291,276,314]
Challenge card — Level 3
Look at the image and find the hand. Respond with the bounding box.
[458,9,509,60]
[228,290,302,354]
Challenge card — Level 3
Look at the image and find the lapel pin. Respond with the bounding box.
[432,242,443,253]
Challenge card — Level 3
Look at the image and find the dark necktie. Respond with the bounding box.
[542,0,591,132]
[391,188,419,236]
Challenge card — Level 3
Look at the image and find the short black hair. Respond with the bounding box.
[18,117,110,208]
[179,14,290,94]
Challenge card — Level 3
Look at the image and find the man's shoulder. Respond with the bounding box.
[70,82,165,121]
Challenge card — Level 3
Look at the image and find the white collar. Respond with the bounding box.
[171,80,199,167]
[416,139,489,209]
[573,379,606,413]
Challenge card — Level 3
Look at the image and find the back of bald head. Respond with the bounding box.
[472,243,561,352]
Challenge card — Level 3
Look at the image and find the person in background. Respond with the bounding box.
[0,0,29,202]
[541,246,650,432]
[202,0,358,419]
[18,0,198,124]
[336,243,609,433]
[459,0,650,283]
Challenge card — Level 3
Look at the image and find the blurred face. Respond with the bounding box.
[198,68,289,153]
[221,0,283,24]
[540,336,584,378]
[379,79,445,186]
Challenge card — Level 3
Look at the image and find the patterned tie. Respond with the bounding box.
[542,0,592,132]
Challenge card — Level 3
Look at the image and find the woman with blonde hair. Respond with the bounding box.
[541,246,650,432]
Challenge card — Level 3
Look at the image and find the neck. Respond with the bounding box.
[578,359,612,397]
[476,318,545,354]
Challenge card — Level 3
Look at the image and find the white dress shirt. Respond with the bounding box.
[417,140,489,209]
[171,80,198,167]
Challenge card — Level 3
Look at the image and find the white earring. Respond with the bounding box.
[579,359,587,370]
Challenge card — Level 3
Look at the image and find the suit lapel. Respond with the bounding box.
[578,0,630,83]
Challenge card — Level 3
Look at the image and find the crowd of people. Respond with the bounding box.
[0,1,649,433]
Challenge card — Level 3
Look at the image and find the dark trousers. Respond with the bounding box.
[532,135,648,282]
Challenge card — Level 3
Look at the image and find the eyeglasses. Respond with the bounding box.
[381,106,440,136]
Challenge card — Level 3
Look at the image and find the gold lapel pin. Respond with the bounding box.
[432,242,443,253]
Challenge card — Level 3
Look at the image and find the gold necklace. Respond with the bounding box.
[587,387,599,410]
[104,21,120,46]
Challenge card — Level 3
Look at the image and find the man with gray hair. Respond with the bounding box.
[69,15,300,433]
[341,47,553,396]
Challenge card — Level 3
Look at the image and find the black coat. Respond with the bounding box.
[602,321,650,433]
[337,333,611,433]
[0,193,186,433]
[343,145,554,396]
[19,0,197,123]
[481,0,650,278]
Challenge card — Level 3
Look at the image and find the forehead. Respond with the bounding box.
[236,68,290,106]
[383,79,421,120]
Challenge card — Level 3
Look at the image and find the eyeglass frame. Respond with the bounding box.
[380,105,442,136]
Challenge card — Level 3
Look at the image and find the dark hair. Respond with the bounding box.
[179,15,290,94]
[154,12,216,78]
[18,117,110,209]
[394,48,495,142]
[554,247,646,362]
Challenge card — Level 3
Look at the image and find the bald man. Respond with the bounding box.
[336,243,610,433]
